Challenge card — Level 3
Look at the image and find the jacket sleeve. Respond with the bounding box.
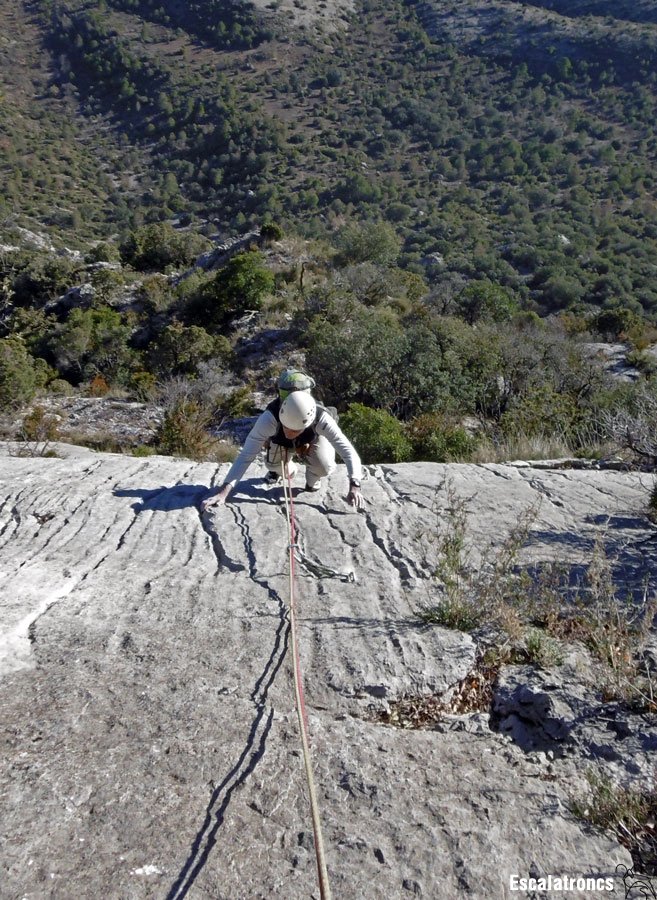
[222,411,278,489]
[315,412,363,482]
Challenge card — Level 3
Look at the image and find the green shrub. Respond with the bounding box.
[222,386,257,417]
[524,629,564,668]
[139,275,176,314]
[131,445,157,457]
[156,398,214,460]
[186,251,274,329]
[147,321,217,376]
[308,307,453,419]
[260,221,284,243]
[33,357,57,388]
[336,221,402,267]
[500,384,580,440]
[49,378,75,396]
[0,337,39,409]
[90,268,125,304]
[5,307,54,354]
[11,255,83,306]
[453,279,519,324]
[85,243,121,264]
[589,306,641,341]
[130,370,158,401]
[406,413,477,462]
[121,223,210,271]
[419,596,484,631]
[340,402,412,463]
[44,306,135,384]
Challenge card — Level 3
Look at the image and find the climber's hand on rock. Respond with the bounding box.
[200,484,231,512]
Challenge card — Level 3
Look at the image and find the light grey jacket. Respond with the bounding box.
[222,408,362,489]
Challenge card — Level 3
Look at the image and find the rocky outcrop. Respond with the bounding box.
[192,229,262,273]
[494,659,657,781]
[0,397,164,447]
[1,450,655,898]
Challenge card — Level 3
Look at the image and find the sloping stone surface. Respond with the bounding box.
[495,658,657,781]
[1,448,655,898]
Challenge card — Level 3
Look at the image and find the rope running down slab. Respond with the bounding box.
[280,452,332,900]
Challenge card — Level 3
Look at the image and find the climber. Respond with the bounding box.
[201,370,364,511]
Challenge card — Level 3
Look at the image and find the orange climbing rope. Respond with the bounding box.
[280,451,332,900]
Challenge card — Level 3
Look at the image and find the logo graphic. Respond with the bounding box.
[617,864,657,899]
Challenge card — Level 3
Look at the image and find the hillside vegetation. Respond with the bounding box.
[2,0,657,465]
[1,0,657,318]
[2,218,657,469]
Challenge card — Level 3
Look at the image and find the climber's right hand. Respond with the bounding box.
[200,484,231,512]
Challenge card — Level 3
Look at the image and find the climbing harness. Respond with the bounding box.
[280,451,332,900]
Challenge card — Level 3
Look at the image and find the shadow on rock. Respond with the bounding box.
[113,484,208,512]
[528,520,657,601]
[112,480,287,511]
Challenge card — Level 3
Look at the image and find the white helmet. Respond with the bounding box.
[279,392,316,430]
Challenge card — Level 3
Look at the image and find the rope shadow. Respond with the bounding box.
[166,704,274,900]
[166,496,291,898]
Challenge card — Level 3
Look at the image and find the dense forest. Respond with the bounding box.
[1,0,657,464]
[1,0,657,315]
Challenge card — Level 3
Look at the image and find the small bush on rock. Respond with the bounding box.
[13,405,62,457]
[260,222,284,244]
[49,378,75,396]
[419,596,484,631]
[406,413,477,462]
[524,628,564,668]
[157,398,214,460]
[131,445,156,457]
[571,771,657,875]
[341,403,412,463]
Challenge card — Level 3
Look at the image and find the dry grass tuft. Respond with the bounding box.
[571,771,657,876]
[419,479,657,712]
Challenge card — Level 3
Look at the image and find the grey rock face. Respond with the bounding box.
[1,450,654,898]
[1,397,164,446]
[494,664,657,782]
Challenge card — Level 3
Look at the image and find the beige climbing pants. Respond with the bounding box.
[264,438,336,487]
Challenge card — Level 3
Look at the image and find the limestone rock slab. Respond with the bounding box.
[2,449,653,898]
